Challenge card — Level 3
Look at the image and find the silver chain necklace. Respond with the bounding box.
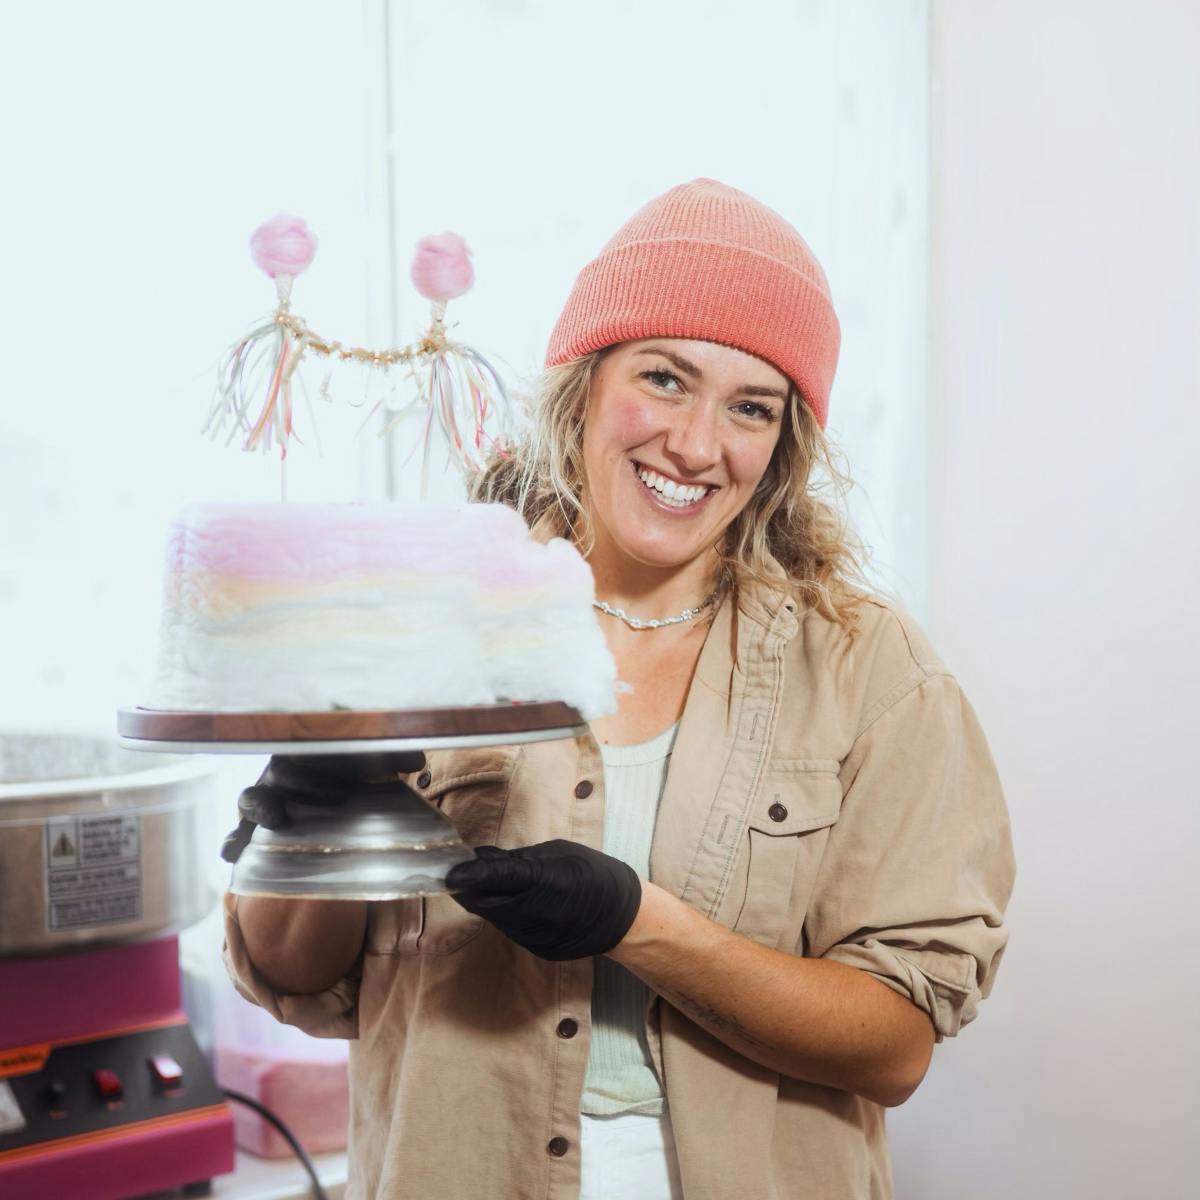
[592,591,717,631]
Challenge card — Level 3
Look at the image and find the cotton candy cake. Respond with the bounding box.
[147,501,617,719]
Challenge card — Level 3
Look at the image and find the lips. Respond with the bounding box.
[632,461,717,511]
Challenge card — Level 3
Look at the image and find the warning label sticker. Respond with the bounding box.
[44,813,142,931]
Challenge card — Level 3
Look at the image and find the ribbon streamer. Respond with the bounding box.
[203,219,515,481]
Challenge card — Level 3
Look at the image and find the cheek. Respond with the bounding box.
[728,435,779,491]
[600,395,662,451]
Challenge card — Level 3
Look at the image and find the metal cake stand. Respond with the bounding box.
[115,702,586,900]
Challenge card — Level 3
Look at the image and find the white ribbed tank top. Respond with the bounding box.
[580,721,679,1117]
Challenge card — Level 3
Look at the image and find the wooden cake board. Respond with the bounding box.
[117,702,587,756]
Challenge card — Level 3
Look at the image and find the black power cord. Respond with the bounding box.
[222,1087,332,1200]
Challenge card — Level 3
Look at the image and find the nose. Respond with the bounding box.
[663,400,720,474]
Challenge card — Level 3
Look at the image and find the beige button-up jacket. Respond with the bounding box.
[224,570,1015,1200]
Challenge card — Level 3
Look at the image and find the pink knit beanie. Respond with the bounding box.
[544,178,840,427]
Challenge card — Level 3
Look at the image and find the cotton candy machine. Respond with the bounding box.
[0,732,235,1200]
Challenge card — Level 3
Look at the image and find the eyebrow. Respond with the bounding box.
[632,346,789,402]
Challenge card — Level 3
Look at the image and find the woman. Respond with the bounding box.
[223,179,1015,1200]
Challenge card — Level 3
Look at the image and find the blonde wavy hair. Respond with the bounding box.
[470,348,872,635]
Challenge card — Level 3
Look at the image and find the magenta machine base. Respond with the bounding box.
[0,936,235,1199]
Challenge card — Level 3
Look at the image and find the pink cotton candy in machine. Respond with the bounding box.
[0,733,235,1200]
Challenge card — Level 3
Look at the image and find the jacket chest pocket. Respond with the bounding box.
[730,763,843,951]
[366,750,515,958]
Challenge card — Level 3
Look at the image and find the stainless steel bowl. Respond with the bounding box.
[0,733,219,956]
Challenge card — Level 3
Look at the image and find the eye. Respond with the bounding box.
[639,368,685,392]
[731,399,779,423]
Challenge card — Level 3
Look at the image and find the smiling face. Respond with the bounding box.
[580,338,790,577]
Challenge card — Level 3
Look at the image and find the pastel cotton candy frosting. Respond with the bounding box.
[147,501,617,719]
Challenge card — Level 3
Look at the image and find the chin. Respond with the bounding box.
[608,527,716,572]
[625,547,695,571]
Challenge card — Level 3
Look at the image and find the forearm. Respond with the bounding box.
[233,894,367,996]
[610,883,934,1107]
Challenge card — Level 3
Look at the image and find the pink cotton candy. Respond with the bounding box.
[250,215,318,280]
[167,502,526,582]
[410,232,475,301]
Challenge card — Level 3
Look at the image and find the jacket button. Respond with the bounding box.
[547,1136,570,1157]
[556,1018,578,1039]
[768,801,788,823]
[416,770,432,790]
[574,780,593,799]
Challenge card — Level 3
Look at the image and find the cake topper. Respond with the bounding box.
[204,214,513,491]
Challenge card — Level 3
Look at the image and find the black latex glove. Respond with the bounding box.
[444,839,642,961]
[220,751,426,864]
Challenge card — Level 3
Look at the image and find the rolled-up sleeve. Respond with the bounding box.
[221,892,361,1040]
[803,671,1016,1040]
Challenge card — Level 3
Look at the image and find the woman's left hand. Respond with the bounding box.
[447,842,935,1105]
[444,840,642,961]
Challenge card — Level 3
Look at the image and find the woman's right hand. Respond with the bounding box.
[220,750,427,863]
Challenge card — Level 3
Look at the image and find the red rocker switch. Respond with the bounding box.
[91,1068,123,1099]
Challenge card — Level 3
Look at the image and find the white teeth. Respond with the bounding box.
[635,465,711,507]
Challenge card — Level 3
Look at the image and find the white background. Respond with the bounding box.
[889,3,1200,1196]
[0,2,1195,1196]
[0,1,380,730]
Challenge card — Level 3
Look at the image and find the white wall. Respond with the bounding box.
[889,4,1200,1197]
[0,0,384,733]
